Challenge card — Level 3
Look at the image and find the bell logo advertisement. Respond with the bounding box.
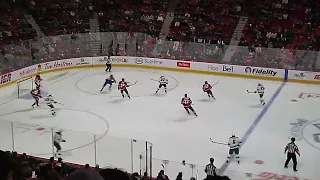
[134,58,163,65]
[0,73,11,85]
[245,67,277,76]
[177,61,190,68]
[222,65,233,72]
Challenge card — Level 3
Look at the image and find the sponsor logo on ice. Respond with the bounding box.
[289,118,309,141]
[222,65,233,72]
[245,67,277,76]
[0,73,11,85]
[177,62,190,68]
[207,65,219,71]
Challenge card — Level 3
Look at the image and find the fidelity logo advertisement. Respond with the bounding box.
[222,65,233,72]
[245,67,277,76]
[135,58,162,65]
[177,62,190,68]
[207,65,219,71]
[76,58,90,65]
[293,72,305,79]
[0,73,11,84]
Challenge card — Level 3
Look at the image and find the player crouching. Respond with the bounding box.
[156,75,168,94]
[43,94,58,115]
[181,94,197,116]
[31,87,41,107]
[248,83,265,105]
[226,133,241,164]
[118,78,131,99]
[100,74,116,92]
[203,81,215,99]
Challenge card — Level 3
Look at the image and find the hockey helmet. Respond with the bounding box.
[205,81,208,84]
[291,137,295,142]
[184,94,188,97]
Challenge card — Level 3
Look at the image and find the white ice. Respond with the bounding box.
[0,67,318,180]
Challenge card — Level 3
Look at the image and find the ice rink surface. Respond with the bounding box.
[0,67,319,180]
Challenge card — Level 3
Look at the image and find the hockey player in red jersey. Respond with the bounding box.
[118,78,131,99]
[31,87,41,107]
[35,73,42,89]
[203,81,215,99]
[181,94,197,116]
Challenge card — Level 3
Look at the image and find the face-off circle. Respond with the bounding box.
[0,108,109,155]
[75,70,179,97]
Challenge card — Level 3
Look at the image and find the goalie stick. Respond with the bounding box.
[209,138,228,146]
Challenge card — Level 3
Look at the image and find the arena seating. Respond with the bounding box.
[97,0,168,37]
[166,0,242,45]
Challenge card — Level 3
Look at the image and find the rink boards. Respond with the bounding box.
[0,56,320,88]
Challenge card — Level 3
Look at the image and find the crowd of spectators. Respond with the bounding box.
[0,150,231,180]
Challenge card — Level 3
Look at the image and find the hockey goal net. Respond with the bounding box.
[17,77,34,98]
[298,92,320,99]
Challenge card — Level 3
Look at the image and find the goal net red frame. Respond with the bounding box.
[17,77,34,98]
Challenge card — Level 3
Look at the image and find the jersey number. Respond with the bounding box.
[232,140,236,144]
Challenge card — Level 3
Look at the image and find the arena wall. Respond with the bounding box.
[1,56,320,88]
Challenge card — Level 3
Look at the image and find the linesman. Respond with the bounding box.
[205,158,217,177]
[105,55,112,72]
[284,137,300,171]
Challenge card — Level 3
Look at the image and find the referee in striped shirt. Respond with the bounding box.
[205,158,217,177]
[284,137,300,171]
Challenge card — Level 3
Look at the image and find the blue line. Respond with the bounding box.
[219,81,287,175]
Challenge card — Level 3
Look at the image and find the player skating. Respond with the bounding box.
[43,94,58,115]
[155,75,168,94]
[31,87,41,107]
[118,78,132,99]
[226,133,241,164]
[35,73,42,90]
[247,83,265,105]
[181,94,197,116]
[203,81,215,99]
[100,74,116,92]
[54,130,66,158]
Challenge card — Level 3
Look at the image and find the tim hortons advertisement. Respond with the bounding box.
[244,67,277,76]
[42,60,73,71]
[177,61,190,68]
[0,73,11,85]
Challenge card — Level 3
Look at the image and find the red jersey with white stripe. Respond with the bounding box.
[118,81,128,90]
[203,83,212,92]
[181,97,192,107]
[31,89,40,98]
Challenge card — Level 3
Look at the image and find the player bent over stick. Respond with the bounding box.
[100,74,116,91]
[203,81,215,99]
[43,94,58,115]
[118,78,136,99]
[155,75,168,94]
[181,94,198,116]
[247,83,266,106]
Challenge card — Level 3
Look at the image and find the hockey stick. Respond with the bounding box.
[128,81,138,86]
[247,90,255,93]
[212,81,219,86]
[210,138,228,146]
[55,102,65,105]
[150,79,158,82]
[195,170,198,180]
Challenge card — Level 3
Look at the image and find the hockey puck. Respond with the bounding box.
[254,160,264,165]
[291,99,298,102]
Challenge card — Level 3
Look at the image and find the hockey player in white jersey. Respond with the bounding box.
[54,130,65,158]
[248,83,265,105]
[43,94,57,115]
[155,76,168,93]
[226,134,241,164]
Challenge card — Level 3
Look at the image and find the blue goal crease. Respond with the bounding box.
[219,81,287,175]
